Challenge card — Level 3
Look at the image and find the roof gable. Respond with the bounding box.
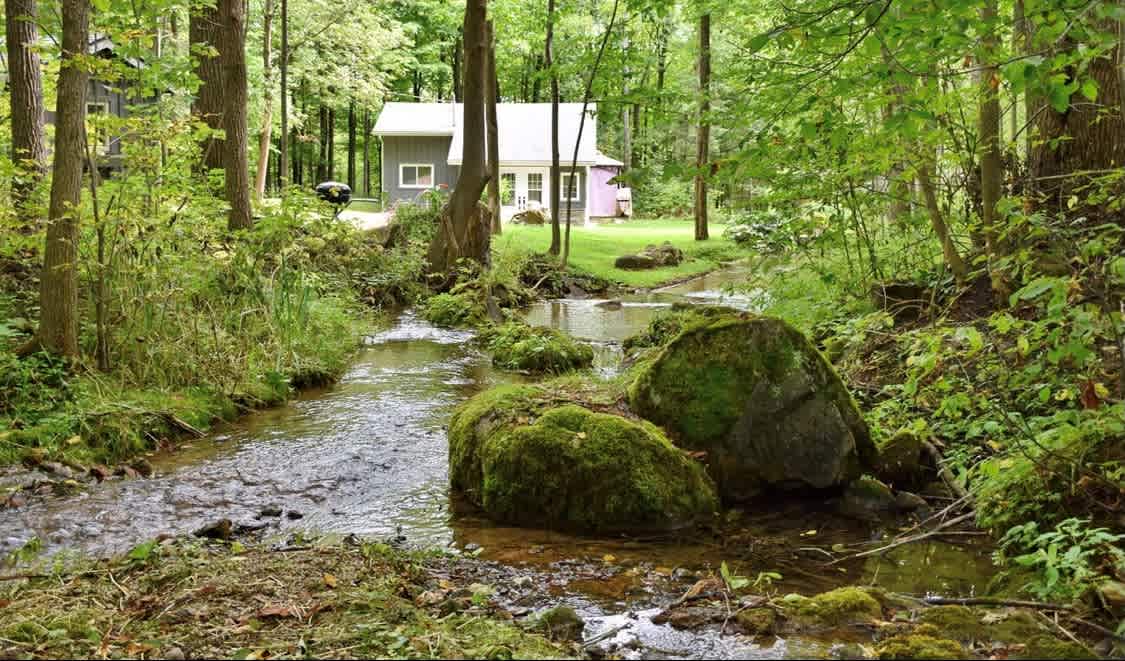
[374,102,600,165]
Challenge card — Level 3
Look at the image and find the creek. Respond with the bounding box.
[0,270,996,659]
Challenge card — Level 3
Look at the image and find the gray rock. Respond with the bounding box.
[614,253,658,270]
[893,490,928,512]
[537,606,585,642]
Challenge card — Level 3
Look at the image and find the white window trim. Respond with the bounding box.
[561,172,581,201]
[527,172,543,203]
[399,163,435,189]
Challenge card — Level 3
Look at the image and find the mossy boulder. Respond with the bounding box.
[535,606,585,642]
[785,587,883,628]
[479,322,593,374]
[628,315,875,501]
[873,429,927,486]
[448,386,718,532]
[420,291,485,328]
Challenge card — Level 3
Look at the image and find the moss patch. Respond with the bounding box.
[479,322,594,374]
[449,387,718,532]
[420,291,486,328]
[622,305,745,352]
[788,587,883,628]
[876,633,966,659]
[735,607,776,635]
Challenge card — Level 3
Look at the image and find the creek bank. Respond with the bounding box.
[651,584,1102,659]
[0,538,575,660]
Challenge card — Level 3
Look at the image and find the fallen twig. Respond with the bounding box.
[829,512,975,564]
[583,623,630,648]
[922,596,1071,611]
[1066,615,1125,644]
[923,440,971,502]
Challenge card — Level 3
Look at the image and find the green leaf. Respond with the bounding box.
[1079,78,1098,101]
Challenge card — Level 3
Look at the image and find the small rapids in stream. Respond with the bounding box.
[0,271,996,659]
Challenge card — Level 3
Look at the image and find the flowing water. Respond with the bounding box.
[0,271,996,659]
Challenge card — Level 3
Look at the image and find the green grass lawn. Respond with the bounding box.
[494,217,747,288]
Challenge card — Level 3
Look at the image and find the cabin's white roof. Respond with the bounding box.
[374,102,599,166]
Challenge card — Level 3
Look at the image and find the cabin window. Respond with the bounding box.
[400,163,434,188]
[86,101,110,155]
[527,173,543,203]
[500,173,515,205]
[561,172,581,201]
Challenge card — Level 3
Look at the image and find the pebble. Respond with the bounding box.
[164,646,186,660]
[258,505,283,517]
[285,510,304,520]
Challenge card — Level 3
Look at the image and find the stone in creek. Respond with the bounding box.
[838,476,899,521]
[629,315,875,502]
[39,461,73,479]
[89,464,112,482]
[130,458,155,478]
[652,605,724,630]
[285,510,304,520]
[116,465,140,479]
[1097,581,1125,617]
[258,505,283,518]
[536,606,586,642]
[194,518,233,540]
[894,490,928,512]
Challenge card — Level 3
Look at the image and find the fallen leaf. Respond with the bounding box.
[801,529,817,536]
[1080,380,1101,410]
[256,604,297,619]
[323,573,338,588]
[65,435,81,446]
[602,554,616,563]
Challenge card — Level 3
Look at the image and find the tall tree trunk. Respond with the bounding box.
[5,0,47,226]
[363,109,371,196]
[279,0,289,187]
[347,99,357,190]
[979,0,1004,273]
[694,13,711,241]
[191,0,224,173]
[428,0,491,276]
[1028,22,1125,221]
[254,0,275,200]
[327,107,336,180]
[546,0,561,255]
[918,160,969,281]
[452,33,463,102]
[561,0,621,266]
[35,0,90,359]
[220,0,252,230]
[531,54,543,102]
[486,20,502,235]
[621,10,631,173]
[317,104,328,181]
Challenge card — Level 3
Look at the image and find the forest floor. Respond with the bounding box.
[496,217,748,288]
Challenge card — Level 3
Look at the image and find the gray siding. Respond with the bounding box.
[381,135,457,204]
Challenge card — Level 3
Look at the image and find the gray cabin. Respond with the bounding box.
[41,35,153,174]
[373,102,625,223]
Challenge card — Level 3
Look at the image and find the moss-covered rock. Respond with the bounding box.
[420,291,486,327]
[875,633,965,659]
[535,606,585,642]
[787,587,883,628]
[479,322,593,374]
[734,607,777,635]
[628,315,874,501]
[873,429,926,486]
[838,476,899,521]
[448,387,718,532]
